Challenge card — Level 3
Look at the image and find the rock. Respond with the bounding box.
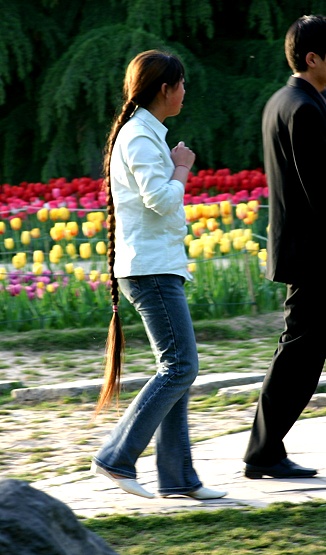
[216,382,262,399]
[11,377,149,403]
[0,479,119,555]
[307,393,326,408]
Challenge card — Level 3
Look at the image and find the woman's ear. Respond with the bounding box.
[160,83,169,97]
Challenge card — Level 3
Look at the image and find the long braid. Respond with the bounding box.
[95,101,135,415]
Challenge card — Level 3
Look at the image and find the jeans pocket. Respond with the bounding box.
[118,277,141,306]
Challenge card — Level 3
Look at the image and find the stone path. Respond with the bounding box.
[2,353,326,518]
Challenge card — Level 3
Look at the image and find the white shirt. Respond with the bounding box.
[110,107,191,280]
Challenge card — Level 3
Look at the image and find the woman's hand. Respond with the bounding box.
[171,141,196,170]
[171,141,195,186]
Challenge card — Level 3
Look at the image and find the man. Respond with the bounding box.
[244,14,326,479]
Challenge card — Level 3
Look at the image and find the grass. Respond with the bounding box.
[82,502,326,554]
[1,310,326,554]
[0,311,284,352]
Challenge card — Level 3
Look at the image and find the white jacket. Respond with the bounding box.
[111,107,191,280]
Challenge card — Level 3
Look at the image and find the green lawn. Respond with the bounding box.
[83,502,326,554]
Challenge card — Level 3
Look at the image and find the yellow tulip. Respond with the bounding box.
[258,248,267,262]
[203,245,214,258]
[66,243,77,257]
[187,262,197,273]
[12,252,27,269]
[184,205,195,222]
[89,270,100,282]
[219,200,232,217]
[49,251,60,264]
[247,200,259,213]
[222,215,233,225]
[93,219,103,232]
[30,227,41,239]
[82,221,97,238]
[96,241,107,255]
[87,211,105,222]
[4,237,14,249]
[220,238,231,254]
[0,267,7,280]
[243,211,258,225]
[211,229,224,243]
[206,218,219,231]
[243,228,252,241]
[46,283,56,293]
[188,239,203,258]
[33,250,44,263]
[10,217,22,231]
[37,208,48,222]
[245,240,259,255]
[236,203,248,220]
[32,262,44,275]
[49,226,61,241]
[79,242,92,259]
[64,229,74,240]
[191,204,204,219]
[184,234,193,247]
[192,221,205,237]
[233,236,246,250]
[208,204,219,218]
[66,221,79,236]
[21,230,31,245]
[50,222,66,241]
[202,205,213,218]
[100,273,109,282]
[0,221,6,234]
[65,263,74,274]
[36,281,45,289]
[229,228,243,239]
[58,207,70,221]
[50,208,59,221]
[202,235,215,247]
[52,244,64,257]
[74,266,85,281]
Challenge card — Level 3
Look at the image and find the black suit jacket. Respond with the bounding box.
[263,76,326,283]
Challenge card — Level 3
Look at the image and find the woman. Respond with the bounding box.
[91,49,227,500]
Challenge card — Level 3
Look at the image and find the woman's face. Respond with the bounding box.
[165,79,185,117]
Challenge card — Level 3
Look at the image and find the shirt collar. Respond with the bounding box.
[133,107,168,141]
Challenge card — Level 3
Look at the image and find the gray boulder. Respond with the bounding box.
[0,479,119,555]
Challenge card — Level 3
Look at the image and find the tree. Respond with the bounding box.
[0,0,324,183]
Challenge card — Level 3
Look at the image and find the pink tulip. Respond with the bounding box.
[52,188,61,198]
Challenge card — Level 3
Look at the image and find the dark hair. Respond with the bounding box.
[285,14,326,72]
[95,50,184,415]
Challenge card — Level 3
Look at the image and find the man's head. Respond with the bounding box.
[285,14,326,73]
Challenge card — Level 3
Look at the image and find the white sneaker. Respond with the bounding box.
[90,461,155,499]
[187,487,227,500]
[161,486,227,499]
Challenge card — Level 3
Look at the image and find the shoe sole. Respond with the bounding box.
[245,469,317,479]
[161,490,228,499]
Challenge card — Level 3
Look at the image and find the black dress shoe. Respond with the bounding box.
[244,457,317,479]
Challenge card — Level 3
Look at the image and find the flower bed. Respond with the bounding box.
[0,169,285,331]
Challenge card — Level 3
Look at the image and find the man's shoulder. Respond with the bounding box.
[265,79,319,115]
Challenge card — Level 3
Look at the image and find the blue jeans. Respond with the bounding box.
[94,274,202,495]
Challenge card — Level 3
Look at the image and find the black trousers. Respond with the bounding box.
[244,279,326,466]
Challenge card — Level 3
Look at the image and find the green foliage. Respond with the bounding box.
[0,0,324,182]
